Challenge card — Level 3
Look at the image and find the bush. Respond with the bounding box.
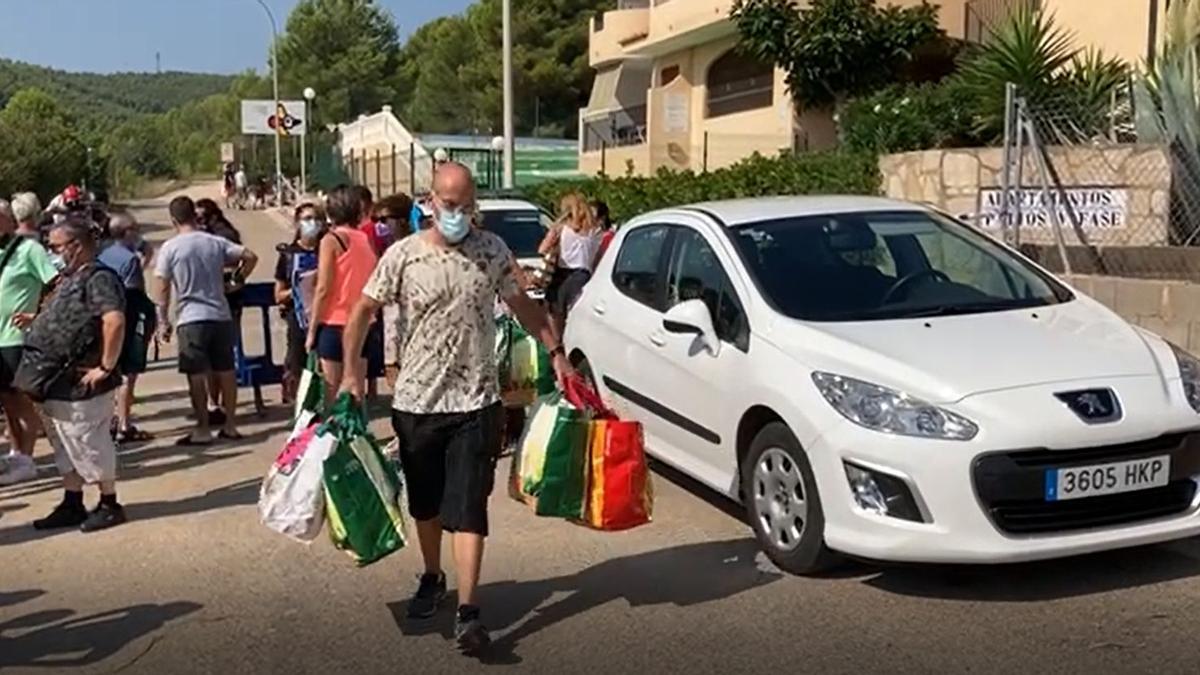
[526,150,881,223]
[841,82,982,154]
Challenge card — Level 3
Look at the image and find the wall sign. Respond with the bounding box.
[976,186,1129,230]
[663,93,689,133]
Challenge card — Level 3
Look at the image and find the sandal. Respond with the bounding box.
[175,434,213,447]
[118,426,153,443]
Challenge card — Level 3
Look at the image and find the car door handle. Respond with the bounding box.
[592,303,607,316]
[648,333,667,347]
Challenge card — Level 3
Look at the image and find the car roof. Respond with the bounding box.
[477,198,544,212]
[650,195,926,227]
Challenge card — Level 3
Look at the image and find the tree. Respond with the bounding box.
[396,0,606,138]
[0,88,86,200]
[275,0,402,130]
[957,5,1127,140]
[731,0,945,108]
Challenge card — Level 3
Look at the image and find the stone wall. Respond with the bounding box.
[879,145,1172,246]
[1065,274,1200,352]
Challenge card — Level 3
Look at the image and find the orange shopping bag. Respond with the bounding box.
[584,418,653,531]
[562,377,653,531]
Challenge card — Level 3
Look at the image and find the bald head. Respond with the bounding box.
[109,213,137,236]
[109,213,140,249]
[433,162,475,212]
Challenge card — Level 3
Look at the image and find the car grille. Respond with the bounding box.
[973,433,1200,535]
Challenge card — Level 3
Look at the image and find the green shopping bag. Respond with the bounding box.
[496,316,555,406]
[321,394,407,566]
[530,394,591,519]
[294,352,325,421]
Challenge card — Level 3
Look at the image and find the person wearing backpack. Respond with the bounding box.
[19,219,128,532]
[0,199,59,486]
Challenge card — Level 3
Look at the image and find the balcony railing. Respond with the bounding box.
[617,0,650,8]
[582,105,648,152]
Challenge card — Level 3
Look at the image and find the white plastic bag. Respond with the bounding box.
[259,419,335,542]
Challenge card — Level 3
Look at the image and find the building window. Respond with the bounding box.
[705,50,774,118]
[660,65,680,87]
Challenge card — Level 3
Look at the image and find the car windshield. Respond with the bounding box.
[731,210,1072,322]
[480,209,546,259]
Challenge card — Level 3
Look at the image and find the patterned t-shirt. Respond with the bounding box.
[24,263,126,401]
[364,230,520,414]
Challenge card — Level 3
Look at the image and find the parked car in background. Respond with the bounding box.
[478,197,552,299]
[565,196,1200,574]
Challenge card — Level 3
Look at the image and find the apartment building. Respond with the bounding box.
[578,0,968,177]
[579,0,1164,178]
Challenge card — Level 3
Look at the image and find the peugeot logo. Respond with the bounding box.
[1055,388,1122,424]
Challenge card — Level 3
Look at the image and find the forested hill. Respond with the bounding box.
[0,58,234,129]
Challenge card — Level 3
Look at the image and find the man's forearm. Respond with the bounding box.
[100,313,125,369]
[511,296,561,352]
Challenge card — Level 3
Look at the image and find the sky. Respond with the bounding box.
[0,0,474,74]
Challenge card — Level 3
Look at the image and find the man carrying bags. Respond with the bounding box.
[339,163,572,656]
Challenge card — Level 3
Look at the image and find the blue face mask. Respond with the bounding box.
[49,253,67,272]
[436,206,470,244]
[299,218,322,240]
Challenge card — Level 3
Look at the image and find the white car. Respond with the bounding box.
[565,196,1200,574]
[477,198,552,297]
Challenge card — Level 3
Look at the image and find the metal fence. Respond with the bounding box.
[982,81,1200,282]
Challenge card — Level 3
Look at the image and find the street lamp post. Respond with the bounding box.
[302,87,316,196]
[255,0,284,205]
[501,0,515,189]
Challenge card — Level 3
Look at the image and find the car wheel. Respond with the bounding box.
[742,422,840,575]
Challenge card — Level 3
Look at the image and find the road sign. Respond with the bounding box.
[241,100,307,137]
[220,142,235,163]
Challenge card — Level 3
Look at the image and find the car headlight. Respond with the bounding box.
[812,372,979,441]
[1170,344,1200,413]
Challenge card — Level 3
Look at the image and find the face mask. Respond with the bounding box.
[436,206,470,244]
[49,253,67,272]
[299,218,322,240]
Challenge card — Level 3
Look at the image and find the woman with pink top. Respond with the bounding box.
[305,186,379,401]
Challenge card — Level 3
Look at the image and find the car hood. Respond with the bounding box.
[773,299,1166,403]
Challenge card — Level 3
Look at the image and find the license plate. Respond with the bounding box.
[1045,455,1170,502]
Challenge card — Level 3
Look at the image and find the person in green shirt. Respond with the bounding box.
[0,198,60,486]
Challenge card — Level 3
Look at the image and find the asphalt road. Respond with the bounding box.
[3,185,1200,674]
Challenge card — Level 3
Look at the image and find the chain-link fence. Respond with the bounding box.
[982,81,1200,283]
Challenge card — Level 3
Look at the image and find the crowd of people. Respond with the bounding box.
[0,161,617,654]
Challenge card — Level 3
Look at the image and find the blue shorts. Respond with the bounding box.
[315,323,382,365]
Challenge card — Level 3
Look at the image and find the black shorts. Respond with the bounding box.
[285,313,306,376]
[0,346,23,393]
[546,268,591,319]
[177,321,237,375]
[391,404,504,536]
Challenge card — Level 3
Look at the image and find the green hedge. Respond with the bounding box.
[840,82,983,155]
[525,150,881,224]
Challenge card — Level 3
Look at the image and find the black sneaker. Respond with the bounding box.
[406,572,447,620]
[33,501,87,530]
[455,606,491,655]
[80,502,127,533]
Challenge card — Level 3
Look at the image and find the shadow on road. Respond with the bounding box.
[0,478,260,547]
[859,539,1200,601]
[0,600,202,668]
[391,538,779,663]
[0,589,45,609]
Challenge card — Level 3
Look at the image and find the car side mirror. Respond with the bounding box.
[663,299,719,355]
